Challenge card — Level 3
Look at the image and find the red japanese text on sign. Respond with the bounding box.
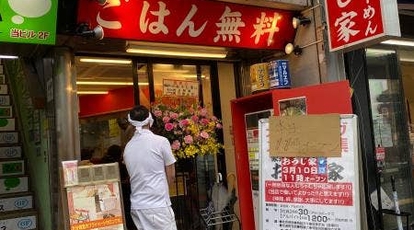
[325,0,384,51]
[265,181,353,206]
[281,157,328,183]
[76,0,295,50]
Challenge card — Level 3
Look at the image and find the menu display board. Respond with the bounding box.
[61,162,126,230]
[259,115,362,230]
[67,182,124,230]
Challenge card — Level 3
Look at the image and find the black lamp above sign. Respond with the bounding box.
[76,23,104,40]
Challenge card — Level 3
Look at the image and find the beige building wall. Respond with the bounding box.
[286,1,346,87]
[217,62,240,228]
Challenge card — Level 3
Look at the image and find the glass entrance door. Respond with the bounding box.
[366,48,414,229]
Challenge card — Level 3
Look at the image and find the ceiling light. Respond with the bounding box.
[76,81,149,85]
[76,81,148,86]
[399,58,414,62]
[0,55,19,59]
[77,91,108,95]
[126,41,228,59]
[174,74,205,79]
[381,39,414,47]
[365,48,395,56]
[79,58,131,64]
[77,81,133,85]
[138,69,190,74]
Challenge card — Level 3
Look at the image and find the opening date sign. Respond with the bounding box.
[259,116,361,230]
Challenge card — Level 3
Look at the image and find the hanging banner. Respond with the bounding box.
[0,0,58,45]
[324,0,400,52]
[259,115,362,230]
[76,0,296,50]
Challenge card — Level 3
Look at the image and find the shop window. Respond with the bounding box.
[366,48,414,229]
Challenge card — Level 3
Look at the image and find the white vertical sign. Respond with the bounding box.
[259,115,362,230]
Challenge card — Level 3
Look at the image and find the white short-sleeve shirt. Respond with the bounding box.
[123,129,176,210]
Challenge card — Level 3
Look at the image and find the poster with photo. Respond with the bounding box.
[259,115,361,230]
[278,97,307,116]
[66,181,125,230]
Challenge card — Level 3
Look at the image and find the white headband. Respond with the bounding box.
[128,113,154,133]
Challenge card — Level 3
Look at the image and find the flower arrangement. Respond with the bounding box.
[151,102,223,159]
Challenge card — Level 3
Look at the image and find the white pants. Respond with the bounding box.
[131,207,177,230]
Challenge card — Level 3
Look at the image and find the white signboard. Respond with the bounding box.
[163,79,199,97]
[259,115,362,230]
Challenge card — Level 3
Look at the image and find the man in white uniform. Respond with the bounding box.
[123,105,177,230]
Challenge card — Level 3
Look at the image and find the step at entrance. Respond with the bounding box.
[0,192,34,212]
[0,132,19,144]
[0,146,22,159]
[0,209,37,230]
[0,175,29,195]
[0,95,11,106]
[0,159,25,177]
[0,106,12,118]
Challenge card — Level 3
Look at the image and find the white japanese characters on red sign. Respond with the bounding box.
[76,0,296,50]
[325,0,386,51]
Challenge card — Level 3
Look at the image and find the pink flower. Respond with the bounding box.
[179,119,189,128]
[165,123,174,131]
[199,108,208,117]
[200,118,209,126]
[184,135,193,144]
[216,123,223,129]
[153,109,163,117]
[171,140,181,150]
[163,116,170,123]
[191,115,199,122]
[200,131,209,139]
[170,112,179,120]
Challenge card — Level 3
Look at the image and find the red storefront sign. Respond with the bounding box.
[76,0,296,50]
[325,0,386,51]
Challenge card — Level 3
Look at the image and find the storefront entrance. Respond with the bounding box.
[76,56,225,229]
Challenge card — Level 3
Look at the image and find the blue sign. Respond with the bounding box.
[269,60,291,89]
